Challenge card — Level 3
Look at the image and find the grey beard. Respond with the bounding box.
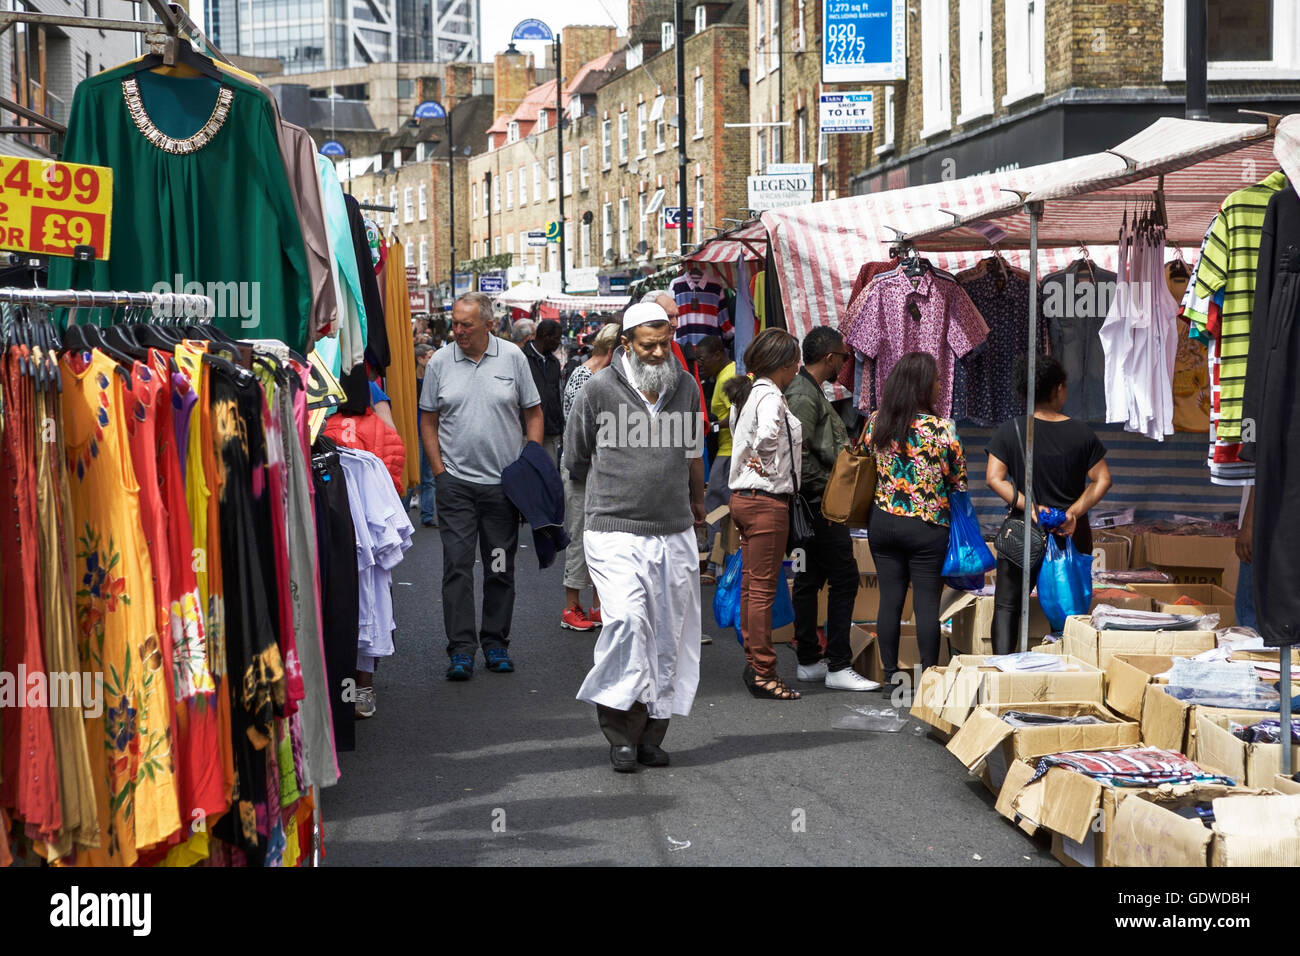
[629,350,678,397]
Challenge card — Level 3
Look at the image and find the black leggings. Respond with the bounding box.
[867,506,949,678]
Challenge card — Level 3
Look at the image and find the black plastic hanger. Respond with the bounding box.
[131,40,224,82]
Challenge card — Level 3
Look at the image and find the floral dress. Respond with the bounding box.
[61,348,180,865]
[865,412,968,527]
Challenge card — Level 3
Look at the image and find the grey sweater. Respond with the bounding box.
[562,354,704,536]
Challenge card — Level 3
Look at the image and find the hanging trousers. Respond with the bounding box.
[313,456,360,753]
[867,506,948,679]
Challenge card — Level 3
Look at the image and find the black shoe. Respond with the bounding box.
[636,744,670,767]
[610,745,637,773]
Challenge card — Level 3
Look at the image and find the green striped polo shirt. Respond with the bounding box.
[1188,170,1289,443]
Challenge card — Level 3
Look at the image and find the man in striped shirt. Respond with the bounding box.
[671,265,733,348]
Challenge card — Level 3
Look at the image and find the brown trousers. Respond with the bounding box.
[729,493,789,679]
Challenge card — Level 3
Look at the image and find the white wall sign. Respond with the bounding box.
[747,164,814,211]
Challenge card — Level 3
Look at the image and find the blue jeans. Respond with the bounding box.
[1235,560,1256,630]
[418,437,436,524]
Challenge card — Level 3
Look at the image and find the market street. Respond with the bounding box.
[321,522,1059,867]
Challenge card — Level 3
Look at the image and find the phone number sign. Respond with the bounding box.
[822,0,906,84]
[0,154,113,260]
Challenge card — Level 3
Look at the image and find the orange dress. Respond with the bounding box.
[60,348,180,865]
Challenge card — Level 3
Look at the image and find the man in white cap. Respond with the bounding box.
[563,301,706,772]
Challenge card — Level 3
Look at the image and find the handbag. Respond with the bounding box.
[993,417,1047,569]
[821,421,877,526]
[784,415,815,552]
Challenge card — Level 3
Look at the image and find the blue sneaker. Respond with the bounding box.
[446,654,474,681]
[483,648,514,673]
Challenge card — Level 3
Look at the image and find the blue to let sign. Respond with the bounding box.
[822,0,906,84]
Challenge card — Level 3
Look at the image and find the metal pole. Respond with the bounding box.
[675,0,689,254]
[1020,202,1042,653]
[485,170,492,261]
[555,33,566,294]
[448,105,455,292]
[1185,0,1209,120]
[1283,647,1293,775]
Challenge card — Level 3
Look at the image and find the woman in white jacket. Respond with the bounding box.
[726,328,804,700]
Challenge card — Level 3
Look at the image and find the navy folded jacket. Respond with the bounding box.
[502,440,570,569]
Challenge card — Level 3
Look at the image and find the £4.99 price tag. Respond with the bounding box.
[0,154,113,260]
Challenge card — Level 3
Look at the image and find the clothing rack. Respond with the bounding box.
[0,286,216,316]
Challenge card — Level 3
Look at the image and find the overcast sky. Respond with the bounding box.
[479,0,628,61]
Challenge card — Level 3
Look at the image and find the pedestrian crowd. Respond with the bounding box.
[403,283,1110,772]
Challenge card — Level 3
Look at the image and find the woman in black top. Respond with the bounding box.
[986,354,1112,654]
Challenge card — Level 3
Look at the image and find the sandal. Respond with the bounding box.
[743,666,801,700]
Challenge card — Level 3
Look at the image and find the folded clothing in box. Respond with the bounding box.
[1230,718,1300,745]
[1030,747,1235,787]
[1002,711,1105,728]
[1090,604,1217,631]
[1164,658,1280,711]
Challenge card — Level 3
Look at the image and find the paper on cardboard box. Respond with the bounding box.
[1105,654,1176,722]
[1061,615,1217,669]
[1195,712,1300,787]
[1210,794,1300,866]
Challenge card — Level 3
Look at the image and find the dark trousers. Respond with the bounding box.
[867,506,949,677]
[436,472,521,658]
[992,523,1091,654]
[792,508,859,670]
[596,703,670,748]
[314,456,360,753]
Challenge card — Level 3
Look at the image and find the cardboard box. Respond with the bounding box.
[851,535,874,574]
[1061,615,1217,669]
[935,654,1104,730]
[1274,774,1300,795]
[1130,584,1236,628]
[1195,712,1300,787]
[1142,531,1238,588]
[1137,684,1265,759]
[944,588,1149,657]
[815,576,913,626]
[1090,533,1131,573]
[1209,793,1300,866]
[1104,654,1174,722]
[946,701,1139,793]
[1106,782,1258,867]
[1107,526,1146,570]
[908,665,959,738]
[848,623,949,685]
[706,504,741,565]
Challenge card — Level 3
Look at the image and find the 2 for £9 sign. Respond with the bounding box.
[0,154,112,260]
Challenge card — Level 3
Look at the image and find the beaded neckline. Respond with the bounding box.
[122,76,233,155]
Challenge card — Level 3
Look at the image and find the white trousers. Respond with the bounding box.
[576,528,702,719]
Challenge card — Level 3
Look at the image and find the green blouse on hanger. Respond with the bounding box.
[49,64,312,354]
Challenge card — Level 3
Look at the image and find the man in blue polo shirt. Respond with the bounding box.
[420,292,543,680]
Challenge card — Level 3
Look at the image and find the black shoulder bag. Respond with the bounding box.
[992,417,1046,569]
[785,413,815,552]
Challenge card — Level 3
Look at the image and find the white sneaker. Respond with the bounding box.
[825,668,882,691]
[355,686,376,719]
[796,660,829,682]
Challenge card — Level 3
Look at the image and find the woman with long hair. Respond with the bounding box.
[986,354,1111,654]
[865,351,967,694]
[727,328,804,700]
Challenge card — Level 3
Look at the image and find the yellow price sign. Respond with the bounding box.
[0,154,113,260]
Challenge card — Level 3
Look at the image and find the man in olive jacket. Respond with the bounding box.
[783,327,880,691]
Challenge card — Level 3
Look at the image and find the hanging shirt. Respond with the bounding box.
[1042,263,1117,422]
[957,270,1047,427]
[842,268,989,418]
[49,66,312,353]
[671,273,733,346]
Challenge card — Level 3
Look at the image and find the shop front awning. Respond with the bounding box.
[898,116,1280,249]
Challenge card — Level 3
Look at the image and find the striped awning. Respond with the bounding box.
[901,118,1279,249]
[540,294,629,313]
[687,221,768,263]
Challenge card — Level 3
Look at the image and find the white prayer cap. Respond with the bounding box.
[622,302,670,332]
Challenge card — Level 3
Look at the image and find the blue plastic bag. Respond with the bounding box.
[735,561,798,644]
[941,490,996,590]
[1036,534,1094,632]
[712,548,743,630]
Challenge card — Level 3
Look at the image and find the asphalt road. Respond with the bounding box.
[320,517,1060,867]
